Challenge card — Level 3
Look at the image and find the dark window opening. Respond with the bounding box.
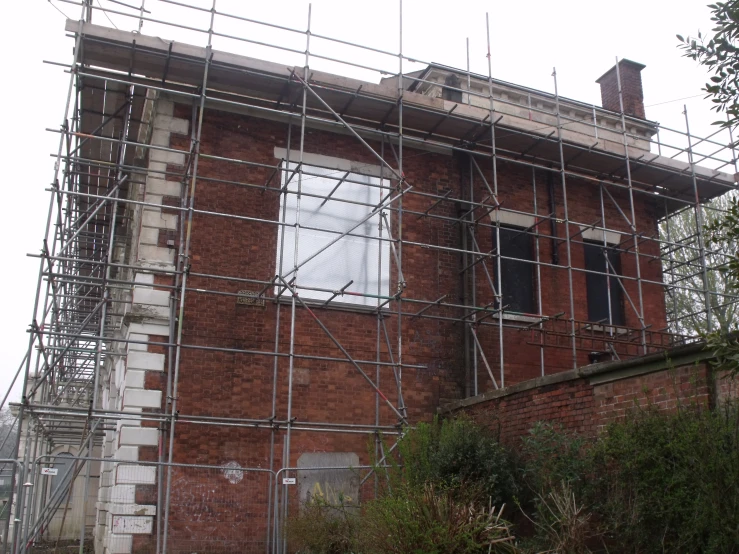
[583,241,624,325]
[495,226,535,314]
[442,74,463,103]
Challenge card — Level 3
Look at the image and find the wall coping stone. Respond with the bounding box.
[439,339,718,413]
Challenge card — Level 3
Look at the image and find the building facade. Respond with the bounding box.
[8,9,737,554]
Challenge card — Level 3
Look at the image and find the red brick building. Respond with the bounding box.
[12,11,737,554]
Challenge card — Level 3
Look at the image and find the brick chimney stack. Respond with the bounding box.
[596,59,646,119]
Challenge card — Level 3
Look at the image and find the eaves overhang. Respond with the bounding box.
[67,20,738,214]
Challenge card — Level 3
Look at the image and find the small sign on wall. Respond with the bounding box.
[40,468,58,476]
[237,290,265,307]
[112,515,153,535]
[282,477,296,485]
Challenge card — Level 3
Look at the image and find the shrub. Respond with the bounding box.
[522,481,594,554]
[360,483,518,554]
[519,422,589,493]
[517,423,598,553]
[590,403,739,553]
[396,416,517,506]
[284,497,360,554]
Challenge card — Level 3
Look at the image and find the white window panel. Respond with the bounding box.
[276,163,390,307]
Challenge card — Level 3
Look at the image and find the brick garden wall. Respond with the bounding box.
[442,341,735,445]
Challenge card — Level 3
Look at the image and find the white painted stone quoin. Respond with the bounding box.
[95,96,188,554]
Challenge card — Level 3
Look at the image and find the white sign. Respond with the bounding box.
[112,516,153,535]
[41,468,58,476]
[282,477,296,485]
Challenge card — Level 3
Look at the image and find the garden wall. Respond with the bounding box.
[441,341,738,443]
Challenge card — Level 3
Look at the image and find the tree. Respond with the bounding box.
[678,1,739,376]
[0,408,17,460]
[661,192,739,336]
[704,192,739,374]
[678,1,739,131]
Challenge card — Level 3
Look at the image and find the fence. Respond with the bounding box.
[3,455,382,554]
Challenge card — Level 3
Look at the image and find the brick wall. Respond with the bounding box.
[116,96,672,551]
[443,342,734,445]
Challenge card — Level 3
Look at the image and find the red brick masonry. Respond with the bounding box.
[441,341,738,443]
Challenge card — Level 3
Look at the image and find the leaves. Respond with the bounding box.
[679,1,739,128]
[589,404,739,553]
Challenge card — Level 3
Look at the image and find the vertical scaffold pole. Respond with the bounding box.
[552,68,578,368]
[599,183,616,345]
[485,13,505,388]
[532,168,545,376]
[397,0,405,415]
[162,3,216,553]
[279,6,311,553]
[663,200,679,335]
[614,59,647,351]
[683,105,713,333]
[269,115,293,554]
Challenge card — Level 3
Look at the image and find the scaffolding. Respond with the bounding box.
[2,1,738,553]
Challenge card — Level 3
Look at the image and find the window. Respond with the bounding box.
[583,241,624,325]
[494,226,535,314]
[276,162,390,308]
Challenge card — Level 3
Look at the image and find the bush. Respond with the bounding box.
[361,483,518,554]
[517,423,598,553]
[522,481,594,554]
[396,416,518,506]
[590,403,739,553]
[287,405,739,553]
[284,497,360,554]
[519,422,589,493]
[285,416,520,553]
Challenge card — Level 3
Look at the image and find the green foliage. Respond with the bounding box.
[361,483,518,554]
[285,498,361,554]
[678,1,739,130]
[396,416,517,506]
[678,2,739,373]
[706,330,739,376]
[521,481,595,554]
[517,424,598,554]
[590,404,739,553]
[519,422,589,493]
[286,417,520,553]
[287,408,739,553]
[518,407,739,553]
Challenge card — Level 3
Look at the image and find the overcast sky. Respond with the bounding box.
[0,0,729,403]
